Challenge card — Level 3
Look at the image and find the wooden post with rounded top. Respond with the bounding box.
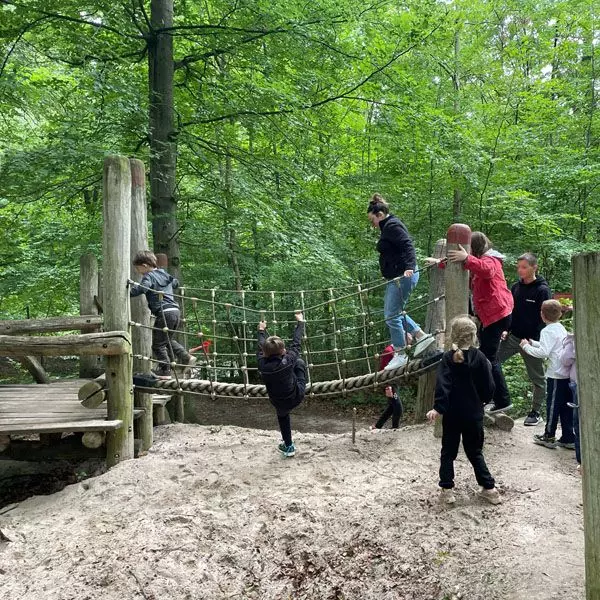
[130,158,153,451]
[572,252,600,600]
[433,224,471,438]
[103,155,134,467]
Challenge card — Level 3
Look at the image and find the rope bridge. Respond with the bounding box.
[129,266,444,399]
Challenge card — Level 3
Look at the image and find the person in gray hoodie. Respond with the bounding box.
[130,250,196,378]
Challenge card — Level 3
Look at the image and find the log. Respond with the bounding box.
[0,420,123,435]
[103,155,134,467]
[130,158,153,451]
[0,315,103,335]
[82,431,105,449]
[16,355,50,384]
[434,225,471,438]
[78,375,107,408]
[572,251,600,600]
[0,331,130,357]
[416,238,446,421]
[80,254,103,378]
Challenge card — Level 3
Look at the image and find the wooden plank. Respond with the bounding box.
[152,395,172,407]
[0,331,131,357]
[0,315,103,335]
[0,420,123,434]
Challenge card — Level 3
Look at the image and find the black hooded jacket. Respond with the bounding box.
[509,276,551,341]
[130,268,179,316]
[376,215,417,279]
[433,348,495,421]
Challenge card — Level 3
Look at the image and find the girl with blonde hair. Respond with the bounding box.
[427,315,502,505]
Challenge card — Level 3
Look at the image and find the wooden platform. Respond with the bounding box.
[0,380,123,435]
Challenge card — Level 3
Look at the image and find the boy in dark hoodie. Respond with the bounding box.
[257,312,306,457]
[129,250,196,378]
[498,253,552,426]
[427,315,501,505]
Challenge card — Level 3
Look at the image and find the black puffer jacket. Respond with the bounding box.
[433,348,495,421]
[509,276,552,341]
[376,215,417,279]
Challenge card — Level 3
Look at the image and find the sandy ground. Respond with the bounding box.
[0,419,583,600]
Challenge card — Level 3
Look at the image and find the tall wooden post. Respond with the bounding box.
[130,158,153,451]
[79,253,101,378]
[572,252,600,599]
[434,224,471,437]
[415,239,447,421]
[103,156,134,466]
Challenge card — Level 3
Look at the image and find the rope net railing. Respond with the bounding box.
[129,265,444,399]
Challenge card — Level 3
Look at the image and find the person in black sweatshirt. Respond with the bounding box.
[427,315,501,506]
[498,253,552,426]
[129,250,196,378]
[367,193,435,372]
[257,312,306,457]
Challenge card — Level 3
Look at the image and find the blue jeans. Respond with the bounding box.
[570,382,580,464]
[383,272,421,349]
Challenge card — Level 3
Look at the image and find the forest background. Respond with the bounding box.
[0,0,598,410]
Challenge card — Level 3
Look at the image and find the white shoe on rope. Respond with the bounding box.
[413,334,436,357]
[384,352,408,371]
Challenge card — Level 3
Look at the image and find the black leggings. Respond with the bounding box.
[375,393,403,429]
[478,315,511,409]
[272,360,306,446]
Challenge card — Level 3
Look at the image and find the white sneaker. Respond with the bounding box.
[413,334,436,357]
[479,487,502,505]
[384,352,408,371]
[440,488,456,504]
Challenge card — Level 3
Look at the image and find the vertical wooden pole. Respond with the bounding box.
[415,238,447,421]
[103,155,134,467]
[130,158,153,451]
[572,252,600,600]
[79,253,101,378]
[434,224,471,437]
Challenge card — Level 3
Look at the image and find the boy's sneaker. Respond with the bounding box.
[533,433,557,449]
[440,488,456,504]
[278,442,296,457]
[151,368,172,380]
[479,487,502,505]
[523,411,542,426]
[384,352,408,371]
[413,334,436,357]
[556,439,576,450]
[485,402,513,415]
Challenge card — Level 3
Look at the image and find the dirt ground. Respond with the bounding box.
[0,418,583,600]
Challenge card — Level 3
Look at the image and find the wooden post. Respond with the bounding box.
[130,158,153,450]
[415,239,446,421]
[572,252,600,599]
[17,355,50,384]
[80,253,102,378]
[103,155,134,467]
[434,224,471,437]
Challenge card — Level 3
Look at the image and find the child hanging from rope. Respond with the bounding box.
[257,312,306,458]
[129,250,196,379]
[370,342,406,431]
[427,315,502,505]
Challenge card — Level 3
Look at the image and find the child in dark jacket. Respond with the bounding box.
[371,343,404,430]
[129,250,196,378]
[427,315,502,505]
[257,312,306,457]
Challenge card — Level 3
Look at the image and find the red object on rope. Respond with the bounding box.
[190,339,212,354]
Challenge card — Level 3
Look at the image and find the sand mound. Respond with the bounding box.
[0,421,583,599]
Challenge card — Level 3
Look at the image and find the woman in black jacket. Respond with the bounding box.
[367,194,434,371]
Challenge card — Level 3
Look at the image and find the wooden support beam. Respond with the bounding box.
[103,155,134,467]
[0,315,103,335]
[0,331,130,357]
[16,355,50,384]
[572,251,600,600]
[0,420,123,435]
[80,254,103,378]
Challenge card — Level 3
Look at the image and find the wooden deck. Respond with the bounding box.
[0,380,123,435]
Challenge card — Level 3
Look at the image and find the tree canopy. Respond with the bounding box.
[0,0,598,317]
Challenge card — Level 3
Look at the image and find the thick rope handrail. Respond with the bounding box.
[145,355,442,398]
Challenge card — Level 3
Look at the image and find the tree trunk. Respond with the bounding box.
[148,0,180,280]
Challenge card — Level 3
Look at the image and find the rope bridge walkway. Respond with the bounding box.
[129,265,444,399]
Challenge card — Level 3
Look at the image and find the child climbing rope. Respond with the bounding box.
[426,315,502,505]
[257,312,306,458]
[129,250,196,378]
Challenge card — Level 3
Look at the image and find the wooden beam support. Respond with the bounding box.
[0,332,130,357]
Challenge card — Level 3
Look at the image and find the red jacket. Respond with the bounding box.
[464,253,513,327]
